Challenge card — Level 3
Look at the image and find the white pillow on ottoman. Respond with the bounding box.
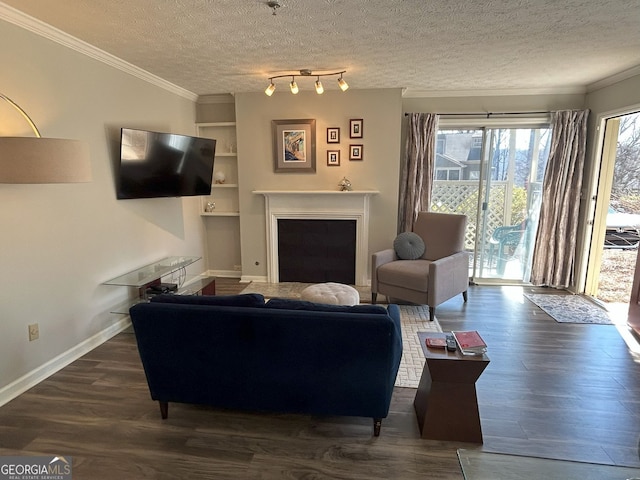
[300,282,360,306]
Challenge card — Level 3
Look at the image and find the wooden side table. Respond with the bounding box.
[414,333,489,443]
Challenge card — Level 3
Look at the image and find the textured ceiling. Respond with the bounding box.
[2,0,640,97]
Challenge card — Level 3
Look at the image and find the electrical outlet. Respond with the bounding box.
[28,323,39,341]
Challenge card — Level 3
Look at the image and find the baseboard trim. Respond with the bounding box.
[0,317,131,408]
[241,275,268,283]
[208,269,242,278]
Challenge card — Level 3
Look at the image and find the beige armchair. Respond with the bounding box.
[371,212,469,321]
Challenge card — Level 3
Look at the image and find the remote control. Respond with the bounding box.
[446,334,457,352]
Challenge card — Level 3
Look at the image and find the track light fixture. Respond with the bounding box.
[264,81,276,96]
[264,69,348,95]
[338,73,349,91]
[289,77,299,94]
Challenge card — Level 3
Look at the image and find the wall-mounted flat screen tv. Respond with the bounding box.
[116,128,216,199]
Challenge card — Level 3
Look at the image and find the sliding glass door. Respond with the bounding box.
[431,124,551,283]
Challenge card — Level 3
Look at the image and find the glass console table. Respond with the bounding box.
[103,256,216,314]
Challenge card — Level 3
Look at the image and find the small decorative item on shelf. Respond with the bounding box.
[205,201,216,212]
[338,177,352,191]
[214,171,226,184]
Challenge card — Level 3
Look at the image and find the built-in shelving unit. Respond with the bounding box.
[197,120,242,276]
[198,122,239,217]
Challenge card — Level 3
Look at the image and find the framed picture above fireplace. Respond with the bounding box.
[272,119,316,173]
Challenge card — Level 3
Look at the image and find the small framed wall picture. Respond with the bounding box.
[349,119,363,138]
[349,144,363,161]
[327,150,340,166]
[327,127,340,144]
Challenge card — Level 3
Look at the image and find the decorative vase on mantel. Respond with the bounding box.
[338,177,352,191]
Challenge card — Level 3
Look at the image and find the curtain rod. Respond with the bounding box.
[404,111,551,117]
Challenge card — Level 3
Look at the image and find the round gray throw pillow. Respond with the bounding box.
[393,232,425,260]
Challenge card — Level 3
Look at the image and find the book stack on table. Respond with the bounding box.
[452,330,487,355]
[420,331,488,356]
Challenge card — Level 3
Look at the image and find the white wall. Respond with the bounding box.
[234,89,403,282]
[0,20,204,400]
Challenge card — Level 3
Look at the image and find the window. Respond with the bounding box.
[436,168,462,181]
[432,122,552,283]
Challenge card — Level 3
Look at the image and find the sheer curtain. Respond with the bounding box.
[531,109,589,287]
[398,113,439,233]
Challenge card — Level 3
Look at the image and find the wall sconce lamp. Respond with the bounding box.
[265,69,348,96]
[0,93,91,183]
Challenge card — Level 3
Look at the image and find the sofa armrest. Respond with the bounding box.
[428,251,470,306]
[386,303,402,336]
[371,248,397,292]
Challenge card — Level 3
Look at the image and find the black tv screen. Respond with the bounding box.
[116,128,216,199]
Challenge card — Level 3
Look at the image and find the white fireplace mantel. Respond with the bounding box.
[253,190,379,285]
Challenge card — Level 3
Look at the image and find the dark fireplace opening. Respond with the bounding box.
[277,219,356,284]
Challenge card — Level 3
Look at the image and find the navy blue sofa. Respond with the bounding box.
[129,293,403,436]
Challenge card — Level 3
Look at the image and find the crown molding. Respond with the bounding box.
[402,86,587,98]
[586,64,640,93]
[0,3,198,102]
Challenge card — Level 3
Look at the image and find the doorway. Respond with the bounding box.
[585,111,640,316]
[431,123,551,284]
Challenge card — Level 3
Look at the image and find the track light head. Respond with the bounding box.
[265,81,276,96]
[315,77,324,94]
[338,74,349,91]
[289,77,299,94]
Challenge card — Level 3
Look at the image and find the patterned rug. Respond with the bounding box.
[395,305,441,388]
[239,281,438,388]
[524,293,614,325]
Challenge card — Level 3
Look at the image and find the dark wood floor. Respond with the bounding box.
[0,284,639,479]
[438,285,640,469]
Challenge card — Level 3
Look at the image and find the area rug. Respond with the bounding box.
[395,305,441,388]
[457,449,640,480]
[524,293,614,325]
[239,281,438,388]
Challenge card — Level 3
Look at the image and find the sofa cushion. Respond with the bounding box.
[393,232,425,260]
[265,297,388,315]
[377,259,431,291]
[150,293,265,307]
[413,212,466,261]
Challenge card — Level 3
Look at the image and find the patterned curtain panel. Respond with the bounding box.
[530,109,589,287]
[398,113,439,233]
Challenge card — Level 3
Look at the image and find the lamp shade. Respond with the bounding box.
[0,137,91,183]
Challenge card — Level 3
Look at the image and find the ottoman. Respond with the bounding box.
[300,282,360,306]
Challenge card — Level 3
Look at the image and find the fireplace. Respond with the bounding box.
[253,190,378,285]
[278,219,356,283]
